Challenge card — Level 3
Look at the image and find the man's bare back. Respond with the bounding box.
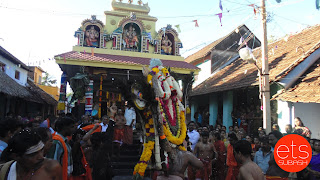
[238,161,265,180]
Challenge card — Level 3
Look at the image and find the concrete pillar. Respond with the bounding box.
[209,94,218,126]
[223,91,233,133]
[191,101,198,122]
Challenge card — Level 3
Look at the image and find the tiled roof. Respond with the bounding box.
[273,58,320,103]
[185,37,225,63]
[0,71,31,98]
[26,79,58,105]
[191,24,320,96]
[55,51,199,70]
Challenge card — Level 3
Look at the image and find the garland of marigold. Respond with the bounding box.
[133,111,155,179]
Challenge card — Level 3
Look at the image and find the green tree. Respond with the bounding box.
[41,72,57,86]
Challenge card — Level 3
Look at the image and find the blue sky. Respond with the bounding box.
[0,0,318,86]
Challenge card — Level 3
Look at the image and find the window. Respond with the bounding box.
[15,70,20,80]
[0,62,5,72]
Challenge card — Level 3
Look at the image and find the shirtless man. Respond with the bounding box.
[157,148,203,180]
[0,129,62,180]
[233,140,265,180]
[193,131,218,180]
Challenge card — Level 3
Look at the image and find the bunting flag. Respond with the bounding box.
[216,13,223,26]
[249,4,257,15]
[91,48,94,56]
[193,20,199,27]
[317,0,320,10]
[175,25,181,33]
[219,0,223,11]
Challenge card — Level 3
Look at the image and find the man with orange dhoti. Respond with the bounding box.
[226,133,239,180]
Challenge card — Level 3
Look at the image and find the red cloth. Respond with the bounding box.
[225,144,239,180]
[195,159,212,180]
[123,126,133,145]
[213,140,226,180]
[113,127,125,142]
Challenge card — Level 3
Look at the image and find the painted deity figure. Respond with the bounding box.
[161,35,173,54]
[85,26,99,47]
[123,25,139,49]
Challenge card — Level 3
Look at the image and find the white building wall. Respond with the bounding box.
[0,55,28,86]
[193,60,211,87]
[277,100,293,133]
[293,102,320,139]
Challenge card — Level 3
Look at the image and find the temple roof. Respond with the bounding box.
[55,51,199,74]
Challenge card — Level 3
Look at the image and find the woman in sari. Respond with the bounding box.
[293,117,311,138]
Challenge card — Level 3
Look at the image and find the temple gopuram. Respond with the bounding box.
[55,0,199,117]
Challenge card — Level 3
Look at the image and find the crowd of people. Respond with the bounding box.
[0,105,319,180]
[184,117,319,180]
[0,101,137,180]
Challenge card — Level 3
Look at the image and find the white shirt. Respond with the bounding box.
[187,130,200,151]
[124,107,136,127]
[100,122,108,132]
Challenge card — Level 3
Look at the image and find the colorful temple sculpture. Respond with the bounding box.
[55,0,199,178]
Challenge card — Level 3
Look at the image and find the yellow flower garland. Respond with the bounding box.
[163,110,187,147]
[133,141,155,177]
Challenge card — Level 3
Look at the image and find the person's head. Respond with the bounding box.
[234,126,239,132]
[216,124,221,130]
[222,126,226,132]
[294,117,304,127]
[285,124,292,134]
[197,127,203,134]
[34,127,52,155]
[55,117,76,136]
[102,115,110,125]
[253,136,260,145]
[214,132,221,141]
[245,135,253,143]
[81,115,89,124]
[268,130,283,147]
[7,129,44,169]
[115,113,125,122]
[188,121,196,132]
[220,130,226,139]
[201,131,209,143]
[202,126,209,133]
[0,117,22,142]
[314,139,320,153]
[90,132,103,150]
[229,126,233,132]
[228,133,238,146]
[260,137,271,152]
[258,129,266,138]
[272,124,280,131]
[310,139,316,150]
[238,128,246,138]
[233,140,252,163]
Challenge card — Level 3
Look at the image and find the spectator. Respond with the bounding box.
[34,127,53,155]
[213,132,226,180]
[266,130,289,179]
[0,129,62,180]
[187,121,200,151]
[284,124,293,136]
[47,117,77,179]
[100,115,110,132]
[0,117,21,157]
[226,133,239,180]
[254,137,272,174]
[307,139,320,179]
[272,124,280,131]
[293,117,311,138]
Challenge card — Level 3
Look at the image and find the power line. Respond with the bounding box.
[274,14,310,26]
